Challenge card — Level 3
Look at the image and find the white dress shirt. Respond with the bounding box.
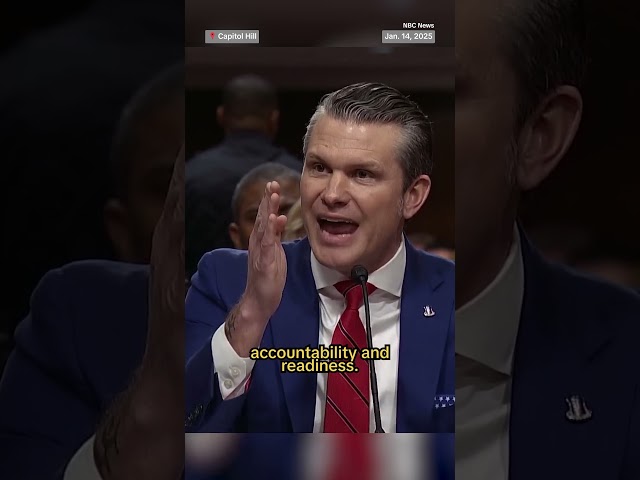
[64,435,100,479]
[454,226,524,480]
[212,238,406,433]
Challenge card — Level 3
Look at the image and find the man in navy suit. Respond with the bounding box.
[455,0,640,479]
[185,82,455,433]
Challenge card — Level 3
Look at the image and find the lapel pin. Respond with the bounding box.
[565,395,592,422]
[423,306,435,317]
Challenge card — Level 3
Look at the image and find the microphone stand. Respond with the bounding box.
[352,266,384,433]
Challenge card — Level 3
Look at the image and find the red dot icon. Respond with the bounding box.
[210,31,215,39]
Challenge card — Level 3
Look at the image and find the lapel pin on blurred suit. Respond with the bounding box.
[565,395,592,422]
[423,306,435,317]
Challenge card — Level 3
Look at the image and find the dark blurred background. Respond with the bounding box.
[185,47,455,246]
[0,0,183,372]
[185,0,453,47]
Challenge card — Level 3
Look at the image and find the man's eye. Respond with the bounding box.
[313,164,326,173]
[356,170,372,179]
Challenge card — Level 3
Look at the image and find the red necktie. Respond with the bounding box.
[324,280,377,433]
[326,433,375,480]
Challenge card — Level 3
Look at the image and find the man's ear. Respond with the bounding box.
[104,199,136,262]
[402,175,431,220]
[228,222,242,250]
[516,85,583,191]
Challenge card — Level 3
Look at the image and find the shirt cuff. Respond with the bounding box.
[64,435,102,480]
[211,323,255,399]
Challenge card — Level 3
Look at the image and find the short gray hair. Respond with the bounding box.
[303,82,433,191]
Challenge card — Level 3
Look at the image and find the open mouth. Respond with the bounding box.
[317,217,359,238]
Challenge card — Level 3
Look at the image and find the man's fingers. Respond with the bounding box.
[258,213,277,266]
[254,182,272,239]
[274,215,288,237]
[261,213,277,248]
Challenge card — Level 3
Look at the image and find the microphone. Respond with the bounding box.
[351,265,385,433]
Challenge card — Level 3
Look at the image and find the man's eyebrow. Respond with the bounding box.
[305,152,325,162]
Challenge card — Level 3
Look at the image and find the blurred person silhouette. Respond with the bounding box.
[228,163,300,250]
[282,198,307,241]
[456,0,640,479]
[0,146,186,479]
[0,0,183,370]
[186,74,302,277]
[104,63,184,263]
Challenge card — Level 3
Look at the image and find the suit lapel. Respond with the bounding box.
[268,239,319,432]
[396,240,450,432]
[509,228,614,480]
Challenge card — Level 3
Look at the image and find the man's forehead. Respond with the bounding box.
[307,117,401,161]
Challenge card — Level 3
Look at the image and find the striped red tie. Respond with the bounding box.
[324,280,377,433]
[326,434,375,480]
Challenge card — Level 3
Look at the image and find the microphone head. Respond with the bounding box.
[350,265,368,283]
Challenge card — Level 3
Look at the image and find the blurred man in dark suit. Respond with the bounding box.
[186,74,302,277]
[0,0,183,370]
[455,0,640,479]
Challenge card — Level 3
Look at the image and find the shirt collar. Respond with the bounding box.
[455,226,524,375]
[310,236,406,297]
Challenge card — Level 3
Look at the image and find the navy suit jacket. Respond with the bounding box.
[0,261,150,479]
[185,237,456,433]
[509,232,640,479]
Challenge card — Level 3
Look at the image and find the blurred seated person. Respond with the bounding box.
[408,232,455,261]
[228,163,300,250]
[186,74,302,276]
[104,63,184,263]
[282,198,306,241]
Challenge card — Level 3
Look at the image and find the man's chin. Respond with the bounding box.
[310,243,357,275]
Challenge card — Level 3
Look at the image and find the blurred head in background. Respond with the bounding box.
[229,163,301,249]
[301,82,433,276]
[455,0,586,305]
[408,231,455,260]
[217,74,280,138]
[283,198,306,241]
[104,64,184,263]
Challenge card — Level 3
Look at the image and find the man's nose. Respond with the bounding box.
[321,173,349,206]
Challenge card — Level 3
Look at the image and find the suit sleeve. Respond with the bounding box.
[185,251,251,432]
[0,268,99,480]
